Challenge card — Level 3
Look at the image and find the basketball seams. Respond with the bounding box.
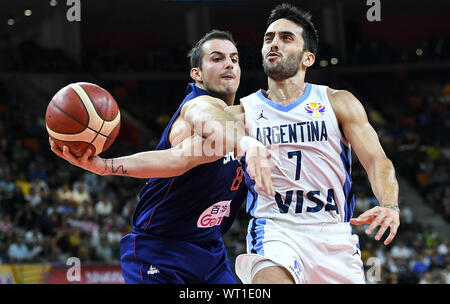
[48,100,116,140]
[68,85,117,140]
[77,84,109,153]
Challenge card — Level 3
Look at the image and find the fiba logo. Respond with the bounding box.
[66,0,81,22]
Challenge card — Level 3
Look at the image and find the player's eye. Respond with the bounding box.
[231,58,238,63]
[213,57,221,62]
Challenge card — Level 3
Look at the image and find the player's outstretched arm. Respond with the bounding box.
[50,135,220,178]
[181,98,275,196]
[329,89,400,245]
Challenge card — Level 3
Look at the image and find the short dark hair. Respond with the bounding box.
[267,3,319,55]
[187,29,237,69]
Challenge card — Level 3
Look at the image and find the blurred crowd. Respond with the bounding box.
[0,32,449,283]
[1,33,449,73]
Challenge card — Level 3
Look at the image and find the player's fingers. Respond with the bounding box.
[82,148,91,162]
[374,220,391,241]
[261,167,274,196]
[266,173,275,197]
[350,218,371,225]
[351,208,376,224]
[50,140,63,156]
[384,221,399,245]
[365,213,386,235]
[62,145,76,163]
[49,138,56,150]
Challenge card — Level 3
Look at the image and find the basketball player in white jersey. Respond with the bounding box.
[231,4,400,284]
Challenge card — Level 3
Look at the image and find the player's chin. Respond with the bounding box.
[221,80,239,93]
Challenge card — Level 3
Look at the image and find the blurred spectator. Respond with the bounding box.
[391,241,413,260]
[443,265,450,284]
[0,215,13,233]
[72,183,92,206]
[423,225,440,249]
[25,187,42,207]
[68,227,83,257]
[7,234,30,263]
[428,248,445,271]
[15,173,30,196]
[24,226,44,246]
[410,252,431,275]
[76,200,95,219]
[95,194,114,218]
[94,234,114,263]
[57,183,74,204]
[437,237,449,256]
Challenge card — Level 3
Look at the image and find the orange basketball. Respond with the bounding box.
[45,82,121,157]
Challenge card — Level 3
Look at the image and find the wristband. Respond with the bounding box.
[380,204,400,213]
[239,136,264,153]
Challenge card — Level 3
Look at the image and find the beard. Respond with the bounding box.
[263,51,304,81]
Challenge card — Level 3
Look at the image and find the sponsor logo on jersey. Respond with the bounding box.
[257,109,268,120]
[305,102,325,117]
[197,200,231,228]
[147,265,160,275]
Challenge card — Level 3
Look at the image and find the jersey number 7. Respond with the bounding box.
[288,150,302,181]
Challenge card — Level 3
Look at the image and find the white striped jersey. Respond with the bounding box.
[241,82,355,226]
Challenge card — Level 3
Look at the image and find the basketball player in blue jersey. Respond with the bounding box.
[223,4,401,284]
[50,30,275,284]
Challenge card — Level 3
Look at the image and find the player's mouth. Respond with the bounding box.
[221,73,236,80]
[267,51,281,60]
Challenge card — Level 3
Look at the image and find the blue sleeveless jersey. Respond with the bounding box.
[132,83,247,246]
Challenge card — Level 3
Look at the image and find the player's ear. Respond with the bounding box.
[190,67,202,83]
[303,52,315,68]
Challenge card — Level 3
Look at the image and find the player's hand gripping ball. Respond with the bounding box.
[45,82,121,157]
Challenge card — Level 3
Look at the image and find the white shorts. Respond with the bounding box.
[235,218,365,284]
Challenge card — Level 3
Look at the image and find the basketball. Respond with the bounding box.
[45,82,121,157]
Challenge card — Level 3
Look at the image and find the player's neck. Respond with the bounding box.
[195,83,235,106]
[266,73,307,106]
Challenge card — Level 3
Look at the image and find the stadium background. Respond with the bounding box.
[0,0,449,284]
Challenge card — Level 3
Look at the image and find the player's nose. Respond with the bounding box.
[270,36,280,50]
[224,57,235,69]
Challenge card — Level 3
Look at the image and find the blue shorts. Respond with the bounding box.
[119,232,237,284]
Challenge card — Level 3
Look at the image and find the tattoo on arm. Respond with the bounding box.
[101,159,128,175]
[111,159,128,175]
[100,159,108,176]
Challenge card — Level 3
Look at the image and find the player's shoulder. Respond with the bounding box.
[186,94,228,108]
[326,87,361,108]
[326,87,367,122]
